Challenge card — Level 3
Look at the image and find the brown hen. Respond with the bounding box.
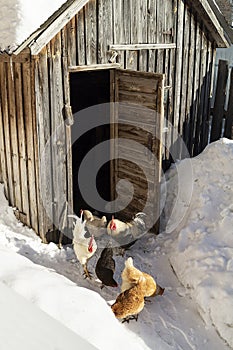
[111,276,146,322]
[121,257,164,297]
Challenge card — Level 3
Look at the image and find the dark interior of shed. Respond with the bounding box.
[70,70,111,217]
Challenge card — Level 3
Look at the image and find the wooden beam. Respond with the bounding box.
[109,43,176,51]
[68,63,121,72]
[186,0,231,47]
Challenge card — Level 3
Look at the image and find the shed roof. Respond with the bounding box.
[0,0,232,55]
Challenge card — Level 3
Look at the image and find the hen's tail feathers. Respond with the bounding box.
[125,257,134,268]
[68,214,86,241]
[134,213,147,231]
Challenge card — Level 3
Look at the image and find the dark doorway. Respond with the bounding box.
[70,70,111,216]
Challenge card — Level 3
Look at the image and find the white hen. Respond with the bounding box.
[107,213,147,247]
[69,212,97,279]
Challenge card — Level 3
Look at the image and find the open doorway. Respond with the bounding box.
[70,70,111,217]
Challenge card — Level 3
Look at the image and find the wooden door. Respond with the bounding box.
[111,69,164,232]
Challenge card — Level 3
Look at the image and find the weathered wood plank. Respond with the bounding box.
[85,0,97,65]
[0,63,14,205]
[194,30,208,155]
[50,34,68,240]
[179,5,190,150]
[118,106,158,126]
[173,0,184,130]
[7,62,22,211]
[124,0,137,70]
[98,0,113,64]
[0,71,8,190]
[118,125,156,147]
[211,59,228,142]
[138,0,147,72]
[76,8,86,65]
[22,61,38,232]
[225,68,233,139]
[125,0,137,70]
[119,91,156,109]
[184,11,195,153]
[190,21,201,155]
[30,58,41,237]
[69,63,121,71]
[110,43,177,51]
[118,157,155,178]
[61,28,73,241]
[0,154,2,183]
[66,16,77,67]
[117,74,159,94]
[14,63,30,226]
[112,0,124,65]
[147,0,157,72]
[35,50,53,241]
[200,40,213,149]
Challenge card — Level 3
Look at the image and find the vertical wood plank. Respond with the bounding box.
[189,19,201,155]
[124,0,135,70]
[14,62,30,225]
[0,69,8,192]
[98,0,113,64]
[179,5,190,149]
[30,58,42,237]
[22,60,38,232]
[35,50,53,241]
[171,0,184,159]
[128,0,139,71]
[85,0,97,65]
[201,41,214,148]
[148,0,157,72]
[138,0,148,72]
[0,152,3,183]
[185,11,195,153]
[112,0,124,65]
[0,63,14,205]
[66,17,77,67]
[194,31,208,155]
[156,0,164,74]
[50,33,68,241]
[61,27,73,242]
[76,8,86,65]
[225,68,233,139]
[7,62,22,211]
[163,1,176,164]
[193,30,204,155]
[211,59,228,142]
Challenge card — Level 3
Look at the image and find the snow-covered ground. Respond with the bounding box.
[0,138,233,349]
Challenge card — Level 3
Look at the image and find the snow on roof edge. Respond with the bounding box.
[0,0,75,54]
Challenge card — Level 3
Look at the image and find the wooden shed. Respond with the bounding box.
[0,0,232,243]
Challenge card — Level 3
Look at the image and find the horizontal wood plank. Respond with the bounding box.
[109,43,176,50]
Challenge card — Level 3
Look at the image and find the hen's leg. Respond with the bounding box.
[82,263,92,279]
[122,314,138,323]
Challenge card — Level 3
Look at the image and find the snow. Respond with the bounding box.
[0,138,233,349]
[0,0,67,51]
